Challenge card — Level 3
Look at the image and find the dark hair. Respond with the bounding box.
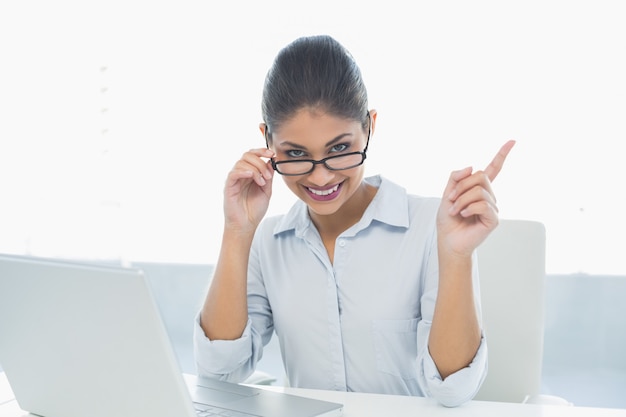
[261,35,369,135]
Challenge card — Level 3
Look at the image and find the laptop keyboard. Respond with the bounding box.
[193,402,259,417]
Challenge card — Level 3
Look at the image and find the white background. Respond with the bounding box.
[1,1,624,274]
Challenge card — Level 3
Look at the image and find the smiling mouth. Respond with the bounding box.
[307,183,340,196]
[305,182,343,201]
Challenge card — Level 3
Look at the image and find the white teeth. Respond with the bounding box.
[308,184,339,196]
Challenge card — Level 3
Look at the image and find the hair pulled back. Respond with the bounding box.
[261,35,369,135]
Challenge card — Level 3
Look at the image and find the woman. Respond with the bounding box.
[194,34,515,407]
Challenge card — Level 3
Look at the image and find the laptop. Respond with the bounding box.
[0,253,343,417]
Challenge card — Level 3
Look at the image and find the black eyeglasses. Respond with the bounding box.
[265,113,371,176]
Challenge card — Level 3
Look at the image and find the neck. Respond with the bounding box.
[309,181,377,237]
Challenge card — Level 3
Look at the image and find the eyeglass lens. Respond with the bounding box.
[275,153,364,175]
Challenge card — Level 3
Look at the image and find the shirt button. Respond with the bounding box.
[338,239,346,247]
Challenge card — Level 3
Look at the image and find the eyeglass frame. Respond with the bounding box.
[264,112,371,176]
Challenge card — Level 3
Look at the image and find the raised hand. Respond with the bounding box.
[436,140,516,257]
[223,148,275,233]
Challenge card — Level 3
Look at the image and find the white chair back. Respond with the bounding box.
[474,219,546,403]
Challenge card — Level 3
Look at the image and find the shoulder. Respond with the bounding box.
[254,199,308,240]
[406,193,440,215]
[255,214,286,238]
[360,175,440,233]
[375,175,440,215]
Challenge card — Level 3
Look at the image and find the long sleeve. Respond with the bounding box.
[416,245,488,406]
[193,230,275,382]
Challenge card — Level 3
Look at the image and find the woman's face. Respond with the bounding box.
[267,108,373,218]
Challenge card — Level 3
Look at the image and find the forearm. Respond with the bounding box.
[200,227,255,340]
[428,248,481,379]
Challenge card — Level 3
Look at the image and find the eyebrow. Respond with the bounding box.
[277,133,354,150]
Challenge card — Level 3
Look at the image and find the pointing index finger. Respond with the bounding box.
[484,140,516,182]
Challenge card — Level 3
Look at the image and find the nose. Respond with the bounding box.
[305,161,335,185]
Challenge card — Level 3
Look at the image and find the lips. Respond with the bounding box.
[305,182,342,201]
[308,184,339,196]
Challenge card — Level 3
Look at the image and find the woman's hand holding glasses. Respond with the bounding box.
[223,148,275,234]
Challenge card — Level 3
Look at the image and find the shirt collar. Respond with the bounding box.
[272,175,410,237]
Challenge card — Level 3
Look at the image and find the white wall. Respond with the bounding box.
[1,1,625,274]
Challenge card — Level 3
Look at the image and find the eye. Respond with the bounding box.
[330,143,349,153]
[286,149,307,158]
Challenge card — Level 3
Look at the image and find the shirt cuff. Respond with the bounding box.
[422,334,488,407]
[193,313,254,380]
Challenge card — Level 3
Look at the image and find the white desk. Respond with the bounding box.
[1,372,625,417]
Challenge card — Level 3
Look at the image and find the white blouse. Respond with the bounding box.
[194,175,487,407]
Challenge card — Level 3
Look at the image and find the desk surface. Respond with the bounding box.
[1,372,625,417]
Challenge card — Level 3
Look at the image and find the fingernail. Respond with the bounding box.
[448,189,457,200]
